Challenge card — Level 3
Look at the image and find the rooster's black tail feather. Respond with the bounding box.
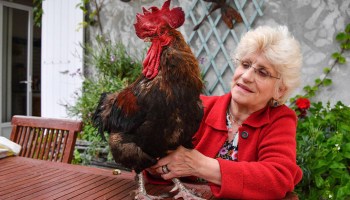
[92,92,110,140]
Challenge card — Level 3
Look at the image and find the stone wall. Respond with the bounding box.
[257,0,350,105]
[87,0,350,105]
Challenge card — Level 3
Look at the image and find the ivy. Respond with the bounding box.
[33,0,43,27]
[289,23,350,105]
[77,0,104,34]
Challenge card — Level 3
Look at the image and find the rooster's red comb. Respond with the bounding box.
[134,0,185,39]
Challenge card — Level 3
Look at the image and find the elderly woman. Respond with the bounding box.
[148,25,303,199]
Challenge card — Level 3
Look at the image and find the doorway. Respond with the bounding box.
[0,1,41,137]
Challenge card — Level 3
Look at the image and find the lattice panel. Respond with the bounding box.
[182,0,264,95]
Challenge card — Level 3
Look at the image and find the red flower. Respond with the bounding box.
[296,97,311,109]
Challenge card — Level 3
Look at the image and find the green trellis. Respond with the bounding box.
[183,0,264,95]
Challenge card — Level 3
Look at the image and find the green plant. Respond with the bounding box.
[295,101,350,199]
[33,0,43,27]
[290,23,350,199]
[289,23,350,105]
[77,0,104,34]
[68,36,141,123]
[68,36,142,164]
[71,124,112,165]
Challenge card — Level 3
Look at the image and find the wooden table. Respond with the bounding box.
[0,156,214,200]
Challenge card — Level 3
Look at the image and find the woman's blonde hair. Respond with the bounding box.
[233,25,302,105]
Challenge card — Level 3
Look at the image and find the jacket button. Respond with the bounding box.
[241,131,249,139]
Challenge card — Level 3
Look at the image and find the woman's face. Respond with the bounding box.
[231,53,282,111]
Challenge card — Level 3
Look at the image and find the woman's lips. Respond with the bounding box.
[236,83,253,93]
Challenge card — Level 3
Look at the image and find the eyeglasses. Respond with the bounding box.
[235,59,280,80]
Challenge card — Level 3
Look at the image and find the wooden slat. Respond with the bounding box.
[20,172,89,199]
[34,127,44,159]
[54,130,63,162]
[43,129,53,160]
[25,128,35,157]
[38,129,48,160]
[49,129,58,161]
[68,178,130,199]
[19,127,30,156]
[60,131,69,163]
[48,175,114,199]
[29,127,39,158]
[0,167,57,186]
[0,168,61,196]
[17,126,25,144]
[14,173,93,199]
[11,116,82,131]
[19,172,91,200]
[95,180,137,199]
[54,175,116,199]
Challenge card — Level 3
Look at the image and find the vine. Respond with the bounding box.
[289,23,350,106]
[77,0,105,35]
[33,0,43,27]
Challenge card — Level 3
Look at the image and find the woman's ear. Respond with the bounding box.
[274,84,287,100]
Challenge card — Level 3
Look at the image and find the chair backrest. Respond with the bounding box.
[10,115,82,163]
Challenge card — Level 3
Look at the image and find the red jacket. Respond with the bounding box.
[195,93,302,199]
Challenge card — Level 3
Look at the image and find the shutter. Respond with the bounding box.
[41,0,83,118]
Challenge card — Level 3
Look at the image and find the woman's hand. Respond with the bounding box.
[150,146,222,185]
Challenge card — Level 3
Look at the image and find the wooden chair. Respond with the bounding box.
[10,115,82,163]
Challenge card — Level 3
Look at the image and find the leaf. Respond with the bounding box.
[315,174,324,188]
[312,159,328,169]
[342,43,350,50]
[329,162,346,169]
[345,23,350,33]
[315,78,322,84]
[338,56,346,64]
[343,143,350,152]
[330,168,347,178]
[303,85,311,92]
[332,52,341,59]
[336,32,347,42]
[337,185,350,199]
[323,68,330,74]
[323,79,332,86]
[89,13,96,19]
[289,97,296,103]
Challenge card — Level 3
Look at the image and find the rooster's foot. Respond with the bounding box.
[171,178,205,200]
[134,173,164,200]
[173,190,205,200]
[134,192,164,200]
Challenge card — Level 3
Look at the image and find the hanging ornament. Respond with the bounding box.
[193,0,242,31]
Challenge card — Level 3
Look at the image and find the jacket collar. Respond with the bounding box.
[205,93,271,131]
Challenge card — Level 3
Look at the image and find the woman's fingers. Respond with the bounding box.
[149,146,199,179]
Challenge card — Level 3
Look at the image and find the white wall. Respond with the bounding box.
[41,0,83,118]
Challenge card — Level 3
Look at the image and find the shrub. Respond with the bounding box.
[295,101,350,199]
[68,36,142,164]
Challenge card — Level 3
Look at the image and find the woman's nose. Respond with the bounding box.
[241,66,255,82]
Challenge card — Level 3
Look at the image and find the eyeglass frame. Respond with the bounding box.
[234,58,280,80]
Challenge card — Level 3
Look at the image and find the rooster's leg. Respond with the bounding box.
[134,173,163,200]
[171,178,205,200]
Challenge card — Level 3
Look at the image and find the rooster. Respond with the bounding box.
[92,0,204,199]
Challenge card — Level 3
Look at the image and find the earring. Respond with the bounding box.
[271,99,279,107]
